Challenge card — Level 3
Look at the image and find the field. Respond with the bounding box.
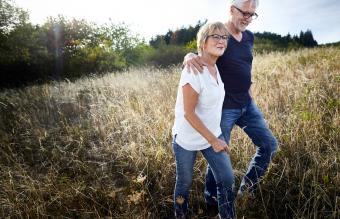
[0,47,339,218]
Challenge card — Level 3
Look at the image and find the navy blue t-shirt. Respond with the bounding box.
[216,30,254,109]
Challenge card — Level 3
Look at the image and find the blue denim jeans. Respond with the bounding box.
[173,135,235,219]
[205,101,278,202]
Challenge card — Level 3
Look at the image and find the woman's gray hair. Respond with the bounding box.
[231,0,259,8]
[196,22,228,55]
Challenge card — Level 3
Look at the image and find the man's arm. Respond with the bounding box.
[183,53,205,74]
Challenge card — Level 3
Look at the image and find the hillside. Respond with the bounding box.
[0,47,339,218]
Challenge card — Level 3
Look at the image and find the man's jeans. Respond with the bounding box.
[205,101,278,203]
[173,135,235,219]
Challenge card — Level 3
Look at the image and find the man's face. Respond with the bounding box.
[230,1,257,32]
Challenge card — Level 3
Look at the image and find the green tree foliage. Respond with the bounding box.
[148,20,206,67]
[149,35,167,48]
[185,39,197,52]
[0,0,48,85]
[0,0,152,88]
[0,0,323,88]
[298,30,318,47]
[0,0,28,34]
[254,30,318,53]
[41,16,129,79]
[322,41,340,47]
[150,20,206,48]
[1,23,50,82]
[149,21,319,64]
[100,22,153,66]
[147,45,189,67]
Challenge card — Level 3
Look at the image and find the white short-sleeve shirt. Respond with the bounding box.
[172,65,225,151]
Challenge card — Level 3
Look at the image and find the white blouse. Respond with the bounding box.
[172,65,225,151]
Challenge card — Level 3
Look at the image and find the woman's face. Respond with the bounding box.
[203,29,228,57]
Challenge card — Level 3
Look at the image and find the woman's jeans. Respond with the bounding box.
[173,135,235,219]
[205,101,278,203]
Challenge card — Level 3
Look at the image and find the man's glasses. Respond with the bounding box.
[233,6,258,20]
[208,34,228,42]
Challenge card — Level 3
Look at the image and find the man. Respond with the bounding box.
[184,0,278,215]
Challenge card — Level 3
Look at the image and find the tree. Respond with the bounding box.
[100,22,141,52]
[0,0,48,86]
[41,16,101,78]
[99,22,146,66]
[149,35,166,48]
[149,20,206,47]
[300,30,317,47]
[0,0,29,34]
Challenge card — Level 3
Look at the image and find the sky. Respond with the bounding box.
[14,0,340,44]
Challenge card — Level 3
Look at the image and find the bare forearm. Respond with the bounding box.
[181,84,227,152]
[184,112,218,144]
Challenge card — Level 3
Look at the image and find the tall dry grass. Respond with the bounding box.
[0,47,339,218]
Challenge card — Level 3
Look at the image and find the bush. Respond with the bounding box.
[146,45,189,67]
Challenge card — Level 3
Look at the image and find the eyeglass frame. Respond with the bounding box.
[232,6,258,20]
[207,34,229,42]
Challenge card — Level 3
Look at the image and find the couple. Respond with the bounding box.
[171,0,278,218]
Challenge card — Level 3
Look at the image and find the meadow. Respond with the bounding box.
[0,47,339,218]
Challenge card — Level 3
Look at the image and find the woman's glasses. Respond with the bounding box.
[208,34,228,42]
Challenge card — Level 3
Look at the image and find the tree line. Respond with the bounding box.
[253,30,318,53]
[150,20,318,52]
[0,0,161,87]
[0,0,321,88]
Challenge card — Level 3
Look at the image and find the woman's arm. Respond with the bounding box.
[182,84,230,153]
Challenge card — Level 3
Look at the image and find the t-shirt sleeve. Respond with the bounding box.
[179,68,201,94]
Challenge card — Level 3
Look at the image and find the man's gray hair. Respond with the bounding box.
[231,0,259,8]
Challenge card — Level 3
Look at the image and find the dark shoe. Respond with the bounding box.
[175,214,186,219]
[175,208,187,219]
[205,203,219,217]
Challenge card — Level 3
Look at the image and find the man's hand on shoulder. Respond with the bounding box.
[183,53,205,74]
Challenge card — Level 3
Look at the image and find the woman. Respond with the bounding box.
[172,22,235,219]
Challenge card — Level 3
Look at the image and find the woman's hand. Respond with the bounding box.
[183,53,205,74]
[210,138,230,154]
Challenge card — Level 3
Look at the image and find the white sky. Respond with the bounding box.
[14,0,340,44]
